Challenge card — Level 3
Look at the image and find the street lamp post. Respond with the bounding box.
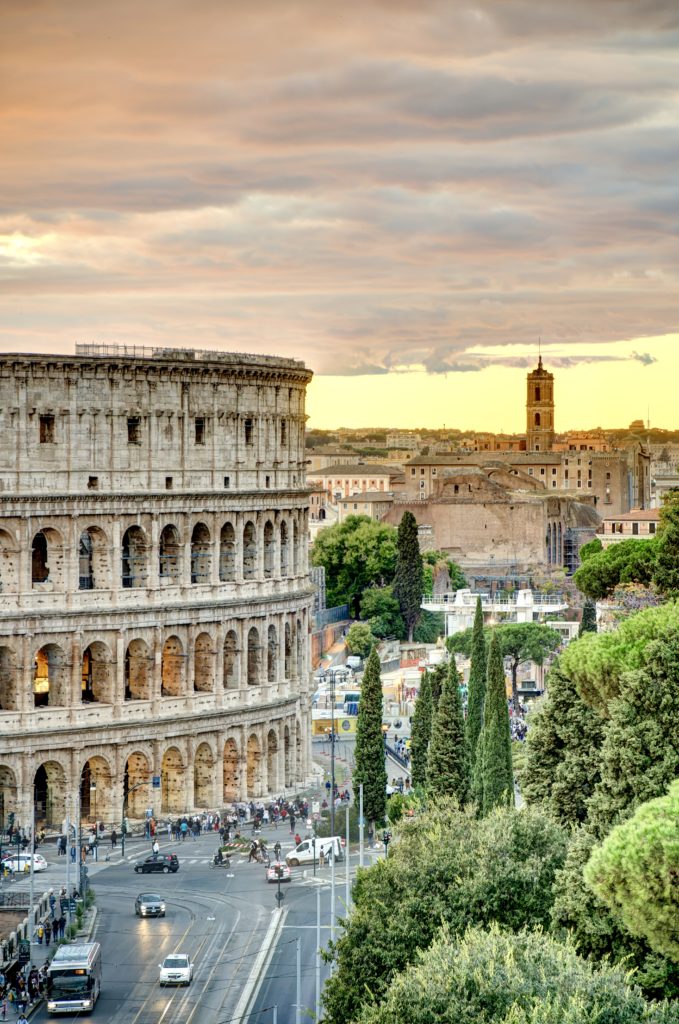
[330,670,336,838]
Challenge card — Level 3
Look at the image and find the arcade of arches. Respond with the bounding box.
[1,719,304,830]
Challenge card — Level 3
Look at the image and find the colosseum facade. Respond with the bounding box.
[0,344,314,833]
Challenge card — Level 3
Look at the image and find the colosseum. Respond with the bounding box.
[0,344,314,833]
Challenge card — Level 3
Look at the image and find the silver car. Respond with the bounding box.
[135,892,166,917]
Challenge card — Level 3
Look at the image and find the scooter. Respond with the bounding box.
[210,851,231,868]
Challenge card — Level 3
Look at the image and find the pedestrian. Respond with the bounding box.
[44,920,52,946]
[49,889,56,916]
[111,828,117,848]
[152,839,159,856]
[0,994,7,1020]
[289,813,295,834]
[36,923,44,945]
[17,1013,28,1024]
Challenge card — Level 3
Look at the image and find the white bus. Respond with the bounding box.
[46,942,102,1014]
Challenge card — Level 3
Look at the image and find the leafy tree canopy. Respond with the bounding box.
[346,621,376,659]
[559,600,679,715]
[311,516,398,614]
[409,670,432,790]
[585,781,679,962]
[573,538,657,601]
[578,598,597,636]
[322,802,567,1024]
[579,537,603,562]
[427,660,469,803]
[654,488,679,598]
[412,609,444,644]
[449,622,561,702]
[359,586,405,640]
[422,549,467,591]
[355,925,672,1024]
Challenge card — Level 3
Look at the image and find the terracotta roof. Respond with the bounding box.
[307,463,394,476]
[601,508,660,522]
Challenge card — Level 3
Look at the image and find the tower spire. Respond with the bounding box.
[538,337,542,370]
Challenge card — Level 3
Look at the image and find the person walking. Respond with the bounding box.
[110,828,117,849]
[152,839,159,856]
[44,920,52,946]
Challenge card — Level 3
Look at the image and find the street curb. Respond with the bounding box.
[230,905,288,1023]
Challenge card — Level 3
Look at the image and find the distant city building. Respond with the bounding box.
[307,463,395,501]
[337,491,395,523]
[526,356,556,452]
[386,432,419,450]
[422,588,568,637]
[599,508,660,547]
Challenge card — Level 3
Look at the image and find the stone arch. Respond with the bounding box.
[246,733,261,796]
[284,725,291,787]
[267,729,278,792]
[0,765,18,830]
[0,528,19,594]
[161,746,186,814]
[79,754,114,823]
[292,519,299,575]
[33,643,68,707]
[32,527,64,587]
[81,640,114,704]
[190,522,212,584]
[161,635,185,696]
[243,520,257,580]
[247,626,261,685]
[34,760,67,829]
[78,526,110,591]
[219,522,236,582]
[223,630,240,690]
[284,622,292,679]
[194,742,215,808]
[263,520,275,579]
[0,646,18,711]
[124,638,152,701]
[122,525,148,588]
[194,632,215,692]
[159,524,181,582]
[123,751,151,819]
[223,738,239,802]
[267,625,277,683]
[280,520,289,576]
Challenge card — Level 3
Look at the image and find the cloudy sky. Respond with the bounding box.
[1,1,678,430]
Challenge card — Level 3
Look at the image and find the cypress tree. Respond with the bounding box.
[465,596,487,772]
[427,658,469,803]
[353,646,387,826]
[409,670,432,789]
[392,511,424,642]
[578,599,597,636]
[480,630,514,814]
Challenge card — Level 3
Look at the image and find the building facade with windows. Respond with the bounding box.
[0,345,314,832]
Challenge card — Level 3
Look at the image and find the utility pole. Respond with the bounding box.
[345,801,350,908]
[28,793,35,947]
[315,886,321,1023]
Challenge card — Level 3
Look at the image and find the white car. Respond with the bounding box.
[159,954,193,987]
[2,853,48,873]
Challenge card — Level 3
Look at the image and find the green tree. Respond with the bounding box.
[573,538,657,601]
[346,621,376,659]
[428,661,447,708]
[494,622,562,705]
[409,670,432,790]
[427,659,469,803]
[522,663,605,828]
[412,609,444,643]
[422,549,467,593]
[311,516,398,615]
[579,598,597,635]
[359,586,405,639]
[466,596,487,774]
[353,647,387,828]
[653,488,679,597]
[392,511,424,642]
[355,925,671,1024]
[579,537,603,562]
[322,802,567,1024]
[585,781,679,961]
[480,631,514,814]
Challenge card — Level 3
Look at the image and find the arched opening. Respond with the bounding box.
[32,528,64,587]
[242,521,257,580]
[190,522,211,584]
[267,729,278,792]
[284,726,291,788]
[280,521,289,576]
[219,522,236,582]
[534,412,541,427]
[159,524,181,582]
[123,751,151,820]
[267,625,277,683]
[247,627,261,685]
[223,738,239,802]
[194,742,214,807]
[223,630,240,690]
[193,632,215,692]
[535,385,541,402]
[246,734,261,796]
[79,755,113,823]
[78,526,109,591]
[263,520,275,578]
[161,747,185,814]
[122,526,148,589]
[292,520,299,575]
[124,639,152,701]
[0,766,18,831]
[33,643,68,707]
[557,522,563,566]
[0,646,17,711]
[34,761,67,829]
[284,623,291,679]
[0,529,19,594]
[161,635,185,697]
[81,641,114,704]
[31,531,49,583]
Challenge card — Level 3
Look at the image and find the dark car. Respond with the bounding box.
[134,854,179,874]
[135,891,166,917]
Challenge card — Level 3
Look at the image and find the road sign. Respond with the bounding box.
[18,939,30,964]
[152,775,161,788]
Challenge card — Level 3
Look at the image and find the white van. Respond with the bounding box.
[286,836,343,866]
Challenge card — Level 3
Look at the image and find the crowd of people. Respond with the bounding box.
[0,959,50,1019]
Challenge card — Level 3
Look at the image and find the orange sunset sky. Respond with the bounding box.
[1,1,678,431]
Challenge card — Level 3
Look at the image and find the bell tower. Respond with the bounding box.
[526,355,555,451]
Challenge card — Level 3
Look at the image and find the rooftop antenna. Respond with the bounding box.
[538,336,542,369]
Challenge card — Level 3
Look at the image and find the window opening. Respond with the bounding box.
[244,418,254,445]
[39,415,55,444]
[32,532,49,583]
[195,417,205,445]
[127,417,141,445]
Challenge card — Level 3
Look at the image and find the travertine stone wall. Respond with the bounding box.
[0,347,313,831]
